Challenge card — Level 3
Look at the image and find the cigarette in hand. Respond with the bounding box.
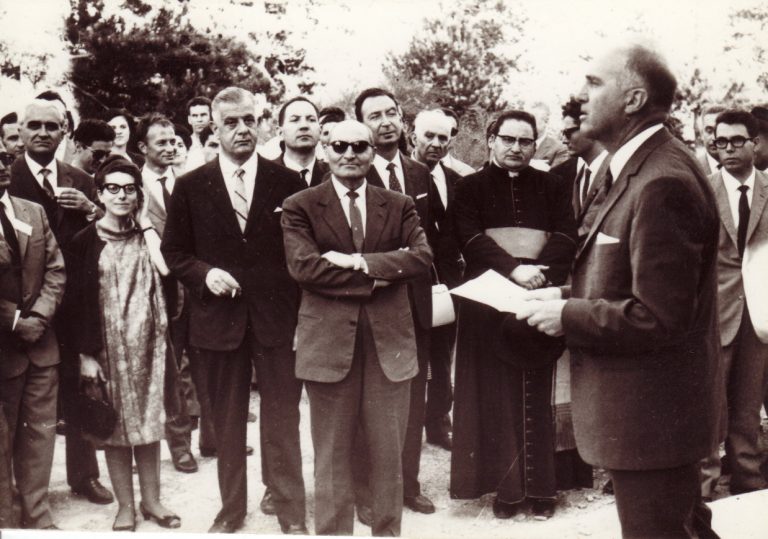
[231,289,237,298]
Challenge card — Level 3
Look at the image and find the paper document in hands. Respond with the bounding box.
[449,269,529,313]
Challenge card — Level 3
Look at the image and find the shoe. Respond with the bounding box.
[199,445,254,458]
[426,429,452,451]
[356,504,373,527]
[281,522,309,535]
[42,524,60,530]
[531,498,555,519]
[602,479,614,495]
[404,494,435,514]
[492,497,519,519]
[208,518,243,533]
[72,478,115,505]
[172,452,198,473]
[260,488,276,515]
[139,501,181,529]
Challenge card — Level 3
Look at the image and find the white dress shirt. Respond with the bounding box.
[721,168,755,228]
[440,153,475,177]
[0,191,16,239]
[25,153,58,191]
[577,150,609,198]
[609,124,664,181]
[219,151,258,211]
[141,166,176,211]
[282,153,316,186]
[185,135,206,171]
[373,153,405,189]
[430,162,448,210]
[330,176,367,235]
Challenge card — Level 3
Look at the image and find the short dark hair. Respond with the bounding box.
[751,106,768,135]
[715,109,759,138]
[354,88,399,122]
[105,108,135,131]
[318,106,345,125]
[561,97,582,124]
[278,96,318,126]
[199,125,215,146]
[489,110,538,140]
[135,113,174,143]
[94,154,144,206]
[173,123,192,149]
[0,112,17,137]
[73,119,116,146]
[623,45,677,113]
[186,96,212,116]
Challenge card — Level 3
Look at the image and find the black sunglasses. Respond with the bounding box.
[561,127,579,140]
[102,183,138,195]
[89,148,110,161]
[329,140,373,154]
[0,152,15,167]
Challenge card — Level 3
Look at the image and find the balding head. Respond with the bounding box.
[412,110,453,167]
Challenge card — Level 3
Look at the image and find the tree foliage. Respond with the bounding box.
[65,0,316,123]
[385,0,524,117]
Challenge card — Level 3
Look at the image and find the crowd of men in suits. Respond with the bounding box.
[1,41,768,538]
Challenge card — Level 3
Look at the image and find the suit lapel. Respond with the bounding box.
[366,166,385,189]
[319,181,355,251]
[208,159,243,237]
[711,172,738,247]
[400,152,421,198]
[580,157,611,219]
[311,160,328,187]
[10,198,30,260]
[746,169,768,244]
[363,186,388,252]
[245,156,277,236]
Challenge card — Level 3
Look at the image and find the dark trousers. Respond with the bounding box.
[307,312,411,536]
[0,363,58,529]
[0,402,13,528]
[163,309,193,460]
[425,322,455,435]
[611,463,718,539]
[188,353,216,451]
[402,325,429,498]
[59,364,99,488]
[191,330,304,527]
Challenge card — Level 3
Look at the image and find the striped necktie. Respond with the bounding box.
[233,168,249,232]
[40,168,55,199]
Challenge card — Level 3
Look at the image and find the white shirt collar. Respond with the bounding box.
[331,175,366,200]
[25,153,58,188]
[588,150,609,172]
[0,191,15,233]
[219,150,258,183]
[721,167,756,195]
[282,153,315,175]
[373,152,404,187]
[141,165,175,184]
[609,124,664,180]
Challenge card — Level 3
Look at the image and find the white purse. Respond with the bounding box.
[431,262,456,327]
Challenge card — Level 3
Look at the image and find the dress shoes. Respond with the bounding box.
[404,494,435,514]
[531,498,555,519]
[208,518,243,533]
[281,522,309,535]
[426,429,452,451]
[492,497,520,519]
[172,451,198,473]
[200,445,254,458]
[72,478,115,505]
[356,504,373,527]
[260,488,276,515]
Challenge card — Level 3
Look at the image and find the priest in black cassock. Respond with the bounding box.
[450,110,578,519]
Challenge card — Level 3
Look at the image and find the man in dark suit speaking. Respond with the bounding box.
[162,87,307,534]
[517,45,721,538]
[281,120,432,536]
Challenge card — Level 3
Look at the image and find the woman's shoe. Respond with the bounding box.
[139,501,181,529]
[112,506,137,532]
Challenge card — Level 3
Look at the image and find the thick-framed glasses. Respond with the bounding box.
[102,183,138,195]
[495,135,535,149]
[0,152,15,167]
[329,140,372,154]
[713,136,753,149]
[562,127,579,140]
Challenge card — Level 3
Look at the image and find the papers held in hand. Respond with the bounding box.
[449,269,529,314]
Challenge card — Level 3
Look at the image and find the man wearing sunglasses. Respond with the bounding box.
[281,119,432,536]
[71,119,115,176]
[700,109,768,502]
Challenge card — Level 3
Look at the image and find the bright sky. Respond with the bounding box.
[0,0,763,115]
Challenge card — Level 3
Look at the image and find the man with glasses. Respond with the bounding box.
[281,119,432,536]
[451,109,577,520]
[71,119,115,175]
[700,109,768,501]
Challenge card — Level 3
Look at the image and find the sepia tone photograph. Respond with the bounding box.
[1,0,768,537]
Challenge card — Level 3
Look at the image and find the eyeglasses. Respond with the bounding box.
[561,127,579,140]
[495,135,535,149]
[102,183,138,195]
[329,140,373,154]
[26,121,61,131]
[0,152,15,167]
[89,148,110,161]
[713,136,754,149]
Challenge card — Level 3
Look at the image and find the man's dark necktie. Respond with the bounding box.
[737,185,750,257]
[347,190,364,252]
[386,162,403,194]
[157,176,172,210]
[39,168,55,199]
[581,166,592,204]
[0,201,21,269]
[603,167,614,193]
[300,168,309,186]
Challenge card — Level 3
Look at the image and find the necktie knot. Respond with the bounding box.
[40,168,51,178]
[738,185,749,194]
[158,176,167,185]
[346,190,359,201]
[386,163,395,172]
[300,169,309,183]
[236,168,245,180]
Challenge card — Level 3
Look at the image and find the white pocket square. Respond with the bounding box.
[596,232,620,245]
[415,193,428,200]
[273,207,283,213]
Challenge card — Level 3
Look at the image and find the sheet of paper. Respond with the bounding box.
[449,269,529,313]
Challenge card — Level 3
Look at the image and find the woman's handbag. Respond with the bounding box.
[72,378,117,442]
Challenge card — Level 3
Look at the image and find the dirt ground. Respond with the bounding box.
[5,391,768,538]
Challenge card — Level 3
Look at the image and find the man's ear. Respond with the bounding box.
[625,87,649,115]
[410,132,417,148]
[137,140,148,156]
